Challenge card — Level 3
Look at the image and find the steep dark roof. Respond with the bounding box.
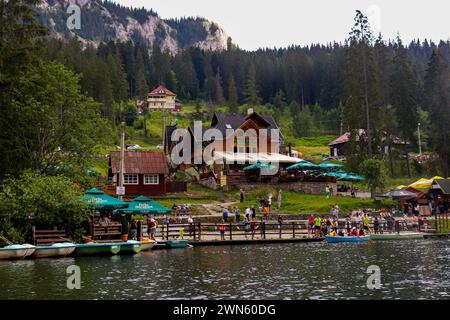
[329,129,408,146]
[110,151,169,174]
[433,179,450,195]
[209,112,281,137]
[148,85,176,97]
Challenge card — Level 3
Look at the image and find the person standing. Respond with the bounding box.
[268,192,273,209]
[277,189,282,210]
[314,216,322,237]
[187,216,194,236]
[219,219,226,240]
[234,207,241,223]
[325,186,330,199]
[277,215,283,238]
[240,188,245,203]
[308,214,315,238]
[222,208,229,222]
[250,217,257,240]
[259,217,266,239]
[251,205,256,220]
[129,220,138,240]
[245,206,251,220]
[147,216,157,241]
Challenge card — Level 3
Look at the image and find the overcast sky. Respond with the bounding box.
[117,0,450,50]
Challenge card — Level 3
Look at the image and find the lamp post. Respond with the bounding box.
[118,121,125,200]
[417,122,422,158]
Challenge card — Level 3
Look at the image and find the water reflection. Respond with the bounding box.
[0,240,449,300]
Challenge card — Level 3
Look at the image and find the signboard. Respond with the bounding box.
[116,186,125,196]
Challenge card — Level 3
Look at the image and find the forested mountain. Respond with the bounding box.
[2,1,450,178]
[37,0,229,54]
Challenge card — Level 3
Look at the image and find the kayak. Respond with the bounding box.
[117,240,142,254]
[31,242,76,259]
[326,235,371,243]
[73,243,121,256]
[0,244,36,260]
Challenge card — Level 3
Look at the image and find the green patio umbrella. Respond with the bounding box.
[319,161,344,171]
[81,188,129,210]
[286,160,319,171]
[243,161,276,171]
[341,174,364,182]
[114,196,171,215]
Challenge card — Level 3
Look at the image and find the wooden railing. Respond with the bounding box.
[150,219,424,241]
[154,221,310,241]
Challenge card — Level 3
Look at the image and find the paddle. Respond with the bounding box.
[0,235,13,245]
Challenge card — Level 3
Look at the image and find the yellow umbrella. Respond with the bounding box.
[396,185,407,189]
[431,176,444,180]
[408,178,432,190]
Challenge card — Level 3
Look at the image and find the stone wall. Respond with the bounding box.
[198,176,218,190]
[199,178,337,196]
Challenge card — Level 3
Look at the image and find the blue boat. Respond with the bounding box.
[165,240,189,249]
[326,235,371,243]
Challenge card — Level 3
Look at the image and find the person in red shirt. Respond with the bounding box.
[250,218,257,240]
[219,219,226,240]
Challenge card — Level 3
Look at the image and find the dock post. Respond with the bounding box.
[229,223,233,240]
[167,223,170,240]
[198,222,201,241]
[292,222,295,238]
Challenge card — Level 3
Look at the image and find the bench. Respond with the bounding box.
[32,227,68,246]
[92,223,122,241]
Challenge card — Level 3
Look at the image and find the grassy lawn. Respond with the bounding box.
[230,187,395,214]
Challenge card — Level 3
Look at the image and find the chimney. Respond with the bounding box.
[247,108,254,115]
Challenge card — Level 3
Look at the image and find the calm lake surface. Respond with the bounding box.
[1,240,450,300]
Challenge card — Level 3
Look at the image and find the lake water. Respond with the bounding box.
[1,240,450,300]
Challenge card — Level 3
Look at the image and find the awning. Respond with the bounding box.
[244,161,277,171]
[286,160,319,171]
[81,188,129,210]
[319,161,344,171]
[114,196,171,215]
[408,176,444,190]
[379,189,418,199]
[213,151,301,164]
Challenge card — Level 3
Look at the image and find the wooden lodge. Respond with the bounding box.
[108,151,169,197]
[165,109,336,191]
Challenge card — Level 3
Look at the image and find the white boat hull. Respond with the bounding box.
[0,244,36,260]
[32,243,76,258]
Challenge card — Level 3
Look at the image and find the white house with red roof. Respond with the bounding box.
[147,85,181,112]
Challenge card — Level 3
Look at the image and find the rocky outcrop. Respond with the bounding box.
[37,0,229,55]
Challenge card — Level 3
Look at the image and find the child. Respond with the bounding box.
[219,219,226,240]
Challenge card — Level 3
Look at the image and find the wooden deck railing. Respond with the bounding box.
[146,219,424,241]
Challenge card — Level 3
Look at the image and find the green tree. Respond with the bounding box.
[0,174,92,243]
[360,159,388,198]
[391,37,419,145]
[245,63,261,106]
[214,68,225,105]
[424,50,450,176]
[343,10,378,159]
[1,61,110,175]
[228,73,238,113]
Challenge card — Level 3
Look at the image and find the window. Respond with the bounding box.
[144,174,159,185]
[124,174,138,185]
